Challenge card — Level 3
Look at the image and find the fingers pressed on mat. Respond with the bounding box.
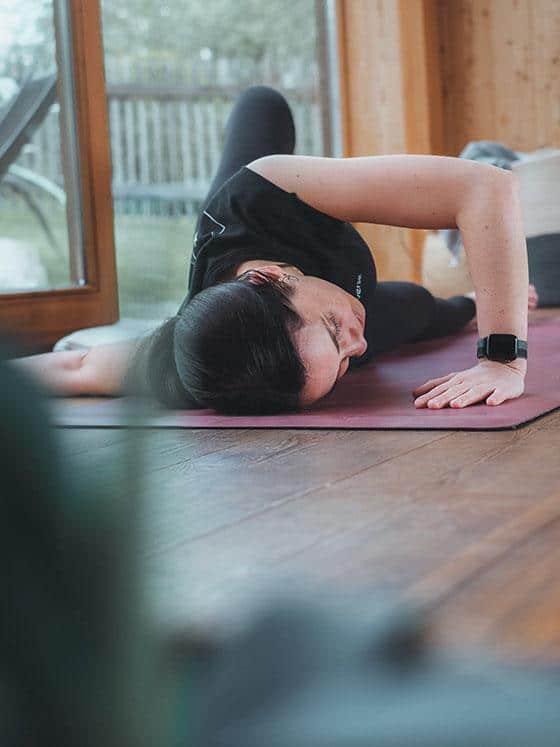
[412,373,456,396]
[416,384,471,409]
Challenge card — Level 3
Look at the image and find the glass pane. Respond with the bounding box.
[100,0,336,320]
[0,0,84,294]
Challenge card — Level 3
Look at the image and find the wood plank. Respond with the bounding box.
[150,100,163,186]
[59,428,274,487]
[146,411,560,630]
[532,0,560,148]
[56,426,138,456]
[143,430,525,615]
[178,101,194,188]
[406,484,560,607]
[206,98,220,177]
[430,497,560,663]
[123,98,136,182]
[139,429,449,549]
[193,101,207,182]
[164,100,176,183]
[109,99,124,184]
[137,99,150,185]
[489,0,534,147]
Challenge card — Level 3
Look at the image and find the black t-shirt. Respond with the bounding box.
[182,165,378,367]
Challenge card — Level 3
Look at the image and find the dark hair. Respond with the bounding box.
[127,275,307,415]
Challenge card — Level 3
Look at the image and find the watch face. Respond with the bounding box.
[487,334,517,362]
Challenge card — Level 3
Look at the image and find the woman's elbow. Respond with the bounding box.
[77,345,130,397]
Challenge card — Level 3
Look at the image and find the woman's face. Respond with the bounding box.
[235,262,368,406]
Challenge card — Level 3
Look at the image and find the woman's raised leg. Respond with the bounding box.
[367,282,476,356]
[197,85,296,221]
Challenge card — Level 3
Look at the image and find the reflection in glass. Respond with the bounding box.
[0,0,83,293]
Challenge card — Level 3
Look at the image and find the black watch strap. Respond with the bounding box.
[477,334,528,362]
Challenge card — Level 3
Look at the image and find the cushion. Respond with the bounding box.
[53,317,163,351]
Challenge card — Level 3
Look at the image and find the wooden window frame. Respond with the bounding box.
[0,0,118,354]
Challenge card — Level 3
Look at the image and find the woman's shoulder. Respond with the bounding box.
[203,165,348,234]
[186,164,376,304]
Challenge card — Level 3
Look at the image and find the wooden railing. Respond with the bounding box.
[21,81,325,217]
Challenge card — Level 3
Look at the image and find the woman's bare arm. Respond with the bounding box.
[9,339,142,397]
[246,153,503,228]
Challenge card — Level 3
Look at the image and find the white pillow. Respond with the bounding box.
[53,317,164,351]
[512,151,560,238]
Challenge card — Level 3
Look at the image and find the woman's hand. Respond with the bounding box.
[412,359,526,409]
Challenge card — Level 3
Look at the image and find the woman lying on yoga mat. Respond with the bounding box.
[13,86,538,414]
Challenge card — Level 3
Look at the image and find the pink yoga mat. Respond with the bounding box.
[51,317,560,430]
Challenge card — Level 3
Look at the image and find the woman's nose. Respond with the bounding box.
[351,335,368,358]
[345,317,368,358]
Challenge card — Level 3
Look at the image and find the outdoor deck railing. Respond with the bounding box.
[18,79,325,217]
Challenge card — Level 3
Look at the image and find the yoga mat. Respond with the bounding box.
[51,317,560,431]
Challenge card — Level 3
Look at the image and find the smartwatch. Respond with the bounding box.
[477,334,528,363]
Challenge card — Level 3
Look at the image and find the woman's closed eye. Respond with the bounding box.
[326,312,342,341]
[326,313,349,377]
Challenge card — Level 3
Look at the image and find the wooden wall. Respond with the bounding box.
[437,0,560,155]
[337,0,560,283]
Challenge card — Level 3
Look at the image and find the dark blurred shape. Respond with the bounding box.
[0,334,167,747]
[186,587,560,747]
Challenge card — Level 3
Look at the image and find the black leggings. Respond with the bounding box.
[196,86,476,356]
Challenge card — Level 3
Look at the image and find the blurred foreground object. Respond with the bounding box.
[187,587,560,747]
[0,334,169,747]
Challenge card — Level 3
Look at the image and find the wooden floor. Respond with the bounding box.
[55,307,560,666]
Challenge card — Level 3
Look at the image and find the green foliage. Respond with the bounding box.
[0,202,195,319]
[100,0,318,64]
[3,0,319,80]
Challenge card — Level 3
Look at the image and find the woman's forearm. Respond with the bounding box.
[9,349,89,395]
[9,340,141,397]
[456,171,528,370]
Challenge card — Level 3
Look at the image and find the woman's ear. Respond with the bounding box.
[241,265,286,286]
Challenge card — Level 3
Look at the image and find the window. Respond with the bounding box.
[100,0,339,320]
[0,0,83,293]
[0,0,117,352]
